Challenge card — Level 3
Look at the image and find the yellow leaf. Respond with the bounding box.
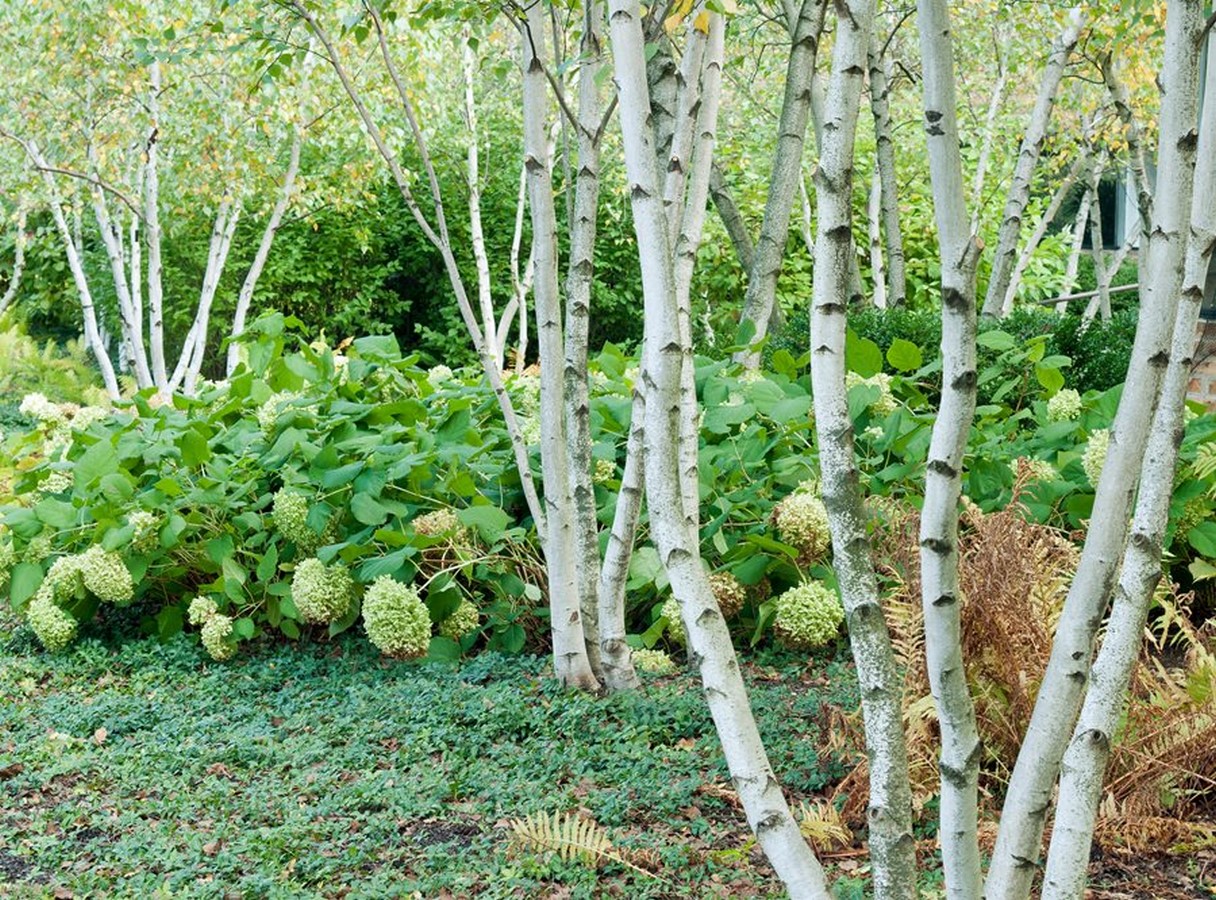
[693,11,710,33]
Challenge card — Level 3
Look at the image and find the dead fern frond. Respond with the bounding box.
[508,811,612,867]
[795,799,852,853]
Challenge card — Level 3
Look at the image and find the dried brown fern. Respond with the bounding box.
[506,811,664,879]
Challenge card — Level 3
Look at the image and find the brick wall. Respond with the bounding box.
[1187,322,1216,408]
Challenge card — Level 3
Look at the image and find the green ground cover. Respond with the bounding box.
[0,633,860,899]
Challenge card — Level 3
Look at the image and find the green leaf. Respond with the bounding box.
[500,623,526,654]
[9,562,44,611]
[257,543,280,582]
[428,635,463,661]
[358,550,409,581]
[1187,522,1216,557]
[321,462,366,489]
[207,535,236,565]
[845,329,883,377]
[156,606,183,642]
[886,338,923,373]
[351,492,390,526]
[233,617,256,639]
[457,505,510,542]
[99,473,134,503]
[1189,558,1216,583]
[74,441,118,488]
[178,427,212,467]
[1036,365,1065,394]
[977,330,1016,351]
[34,498,77,529]
[154,477,183,497]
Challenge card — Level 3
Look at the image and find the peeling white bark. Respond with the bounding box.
[868,35,906,306]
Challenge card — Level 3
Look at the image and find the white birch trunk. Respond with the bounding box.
[609,3,832,894]
[463,33,500,372]
[916,0,984,893]
[811,2,916,897]
[867,167,887,309]
[709,163,754,273]
[522,0,601,691]
[1002,149,1091,315]
[1056,188,1091,314]
[868,38,906,307]
[563,1,611,684]
[0,202,28,316]
[227,132,302,376]
[980,7,1085,319]
[735,0,828,367]
[968,23,1010,235]
[1103,53,1154,235]
[1081,161,1111,326]
[145,61,168,391]
[24,141,120,398]
[986,4,1205,895]
[1041,49,1216,897]
[661,8,707,248]
[90,184,151,388]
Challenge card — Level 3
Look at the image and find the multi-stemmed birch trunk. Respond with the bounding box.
[986,3,1206,895]
[980,7,1085,319]
[915,0,984,893]
[734,0,829,367]
[1040,42,1216,897]
[808,0,916,895]
[609,2,833,895]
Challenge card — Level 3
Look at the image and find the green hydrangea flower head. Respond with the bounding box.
[1082,429,1110,485]
[128,510,160,552]
[27,589,78,651]
[1012,457,1056,484]
[593,458,617,486]
[291,558,354,624]
[427,364,455,386]
[1046,388,1082,423]
[188,595,219,626]
[1176,497,1209,536]
[0,526,14,582]
[22,531,53,563]
[272,489,314,546]
[77,546,134,605]
[439,600,480,641]
[775,482,832,560]
[201,614,237,661]
[256,391,299,435]
[41,469,73,495]
[632,648,676,675]
[774,581,845,650]
[414,508,465,540]
[362,576,431,658]
[845,371,898,416]
[71,406,110,431]
[661,597,685,645]
[19,393,67,427]
[708,571,746,619]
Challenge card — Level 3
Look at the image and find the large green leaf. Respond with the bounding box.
[351,492,390,526]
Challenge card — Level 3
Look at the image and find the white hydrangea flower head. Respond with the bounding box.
[845,371,898,416]
[1012,457,1056,483]
[41,470,73,495]
[427,364,455,386]
[26,589,78,651]
[42,430,73,461]
[1082,429,1110,485]
[593,458,617,486]
[23,531,53,563]
[519,417,542,446]
[414,508,465,540]
[362,576,431,658]
[128,510,160,552]
[290,558,355,624]
[439,600,480,641]
[775,483,831,560]
[272,489,315,547]
[201,614,237,661]
[77,546,134,605]
[20,393,67,427]
[588,370,610,393]
[623,366,640,388]
[661,596,685,646]
[739,369,764,385]
[255,391,299,435]
[773,581,845,650]
[0,527,14,577]
[1046,388,1082,423]
[708,571,746,619]
[862,425,884,442]
[70,406,110,431]
[632,648,676,675]
[188,595,219,626]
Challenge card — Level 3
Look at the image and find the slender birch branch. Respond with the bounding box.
[0,202,28,316]
[868,32,906,306]
[980,7,1086,319]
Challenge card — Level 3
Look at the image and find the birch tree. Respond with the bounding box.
[808,0,916,893]
[980,7,1085,319]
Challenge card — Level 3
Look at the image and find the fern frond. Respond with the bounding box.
[508,811,613,867]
